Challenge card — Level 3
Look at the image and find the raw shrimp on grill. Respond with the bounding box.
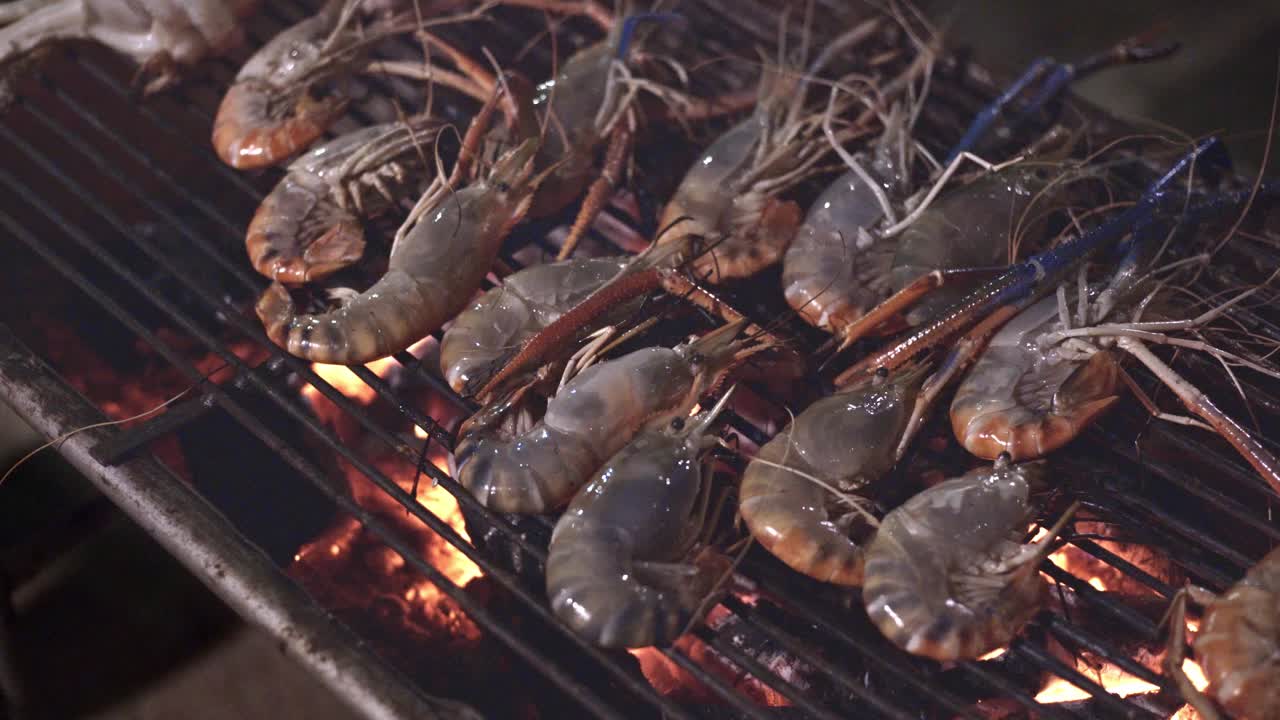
[950,183,1280,491]
[863,456,1074,661]
[1165,545,1280,720]
[738,364,926,585]
[784,35,1177,351]
[546,389,735,648]
[212,0,493,169]
[255,78,540,364]
[0,0,258,97]
[439,255,630,396]
[246,113,444,284]
[454,319,760,513]
[649,16,884,283]
[517,3,756,260]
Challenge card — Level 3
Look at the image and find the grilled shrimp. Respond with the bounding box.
[781,144,905,341]
[950,292,1120,461]
[738,365,926,585]
[0,0,258,94]
[887,165,1063,325]
[213,0,357,168]
[525,10,659,217]
[655,36,873,283]
[439,255,630,395]
[951,181,1280,487]
[1167,546,1280,720]
[453,319,751,513]
[255,134,539,364]
[546,390,734,648]
[863,457,1062,661]
[246,114,442,283]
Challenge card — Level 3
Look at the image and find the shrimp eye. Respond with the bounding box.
[875,366,889,378]
[688,351,705,366]
[495,181,511,193]
[670,417,685,431]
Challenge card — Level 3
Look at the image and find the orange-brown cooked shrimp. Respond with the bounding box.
[1167,546,1280,720]
[245,115,442,283]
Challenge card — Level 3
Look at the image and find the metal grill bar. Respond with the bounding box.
[2,1,1278,718]
[0,151,687,720]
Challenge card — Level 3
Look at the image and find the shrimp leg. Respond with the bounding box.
[1116,336,1280,494]
[836,137,1226,386]
[556,124,632,261]
[1162,588,1223,720]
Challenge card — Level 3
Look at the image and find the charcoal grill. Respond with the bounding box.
[3,1,1280,718]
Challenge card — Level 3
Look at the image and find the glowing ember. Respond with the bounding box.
[293,343,482,642]
[303,355,400,406]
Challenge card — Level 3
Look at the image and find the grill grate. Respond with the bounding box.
[2,1,1278,718]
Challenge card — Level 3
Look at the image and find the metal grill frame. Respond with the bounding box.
[2,2,1279,718]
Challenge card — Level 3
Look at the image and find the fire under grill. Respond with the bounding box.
[3,1,1280,718]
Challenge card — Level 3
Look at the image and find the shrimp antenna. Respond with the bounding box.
[616,12,683,59]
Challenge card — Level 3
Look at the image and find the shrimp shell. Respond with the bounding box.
[246,118,439,283]
[863,460,1047,661]
[781,168,895,339]
[255,138,538,364]
[738,368,924,585]
[547,396,731,648]
[950,293,1121,461]
[454,321,746,513]
[439,255,630,395]
[212,1,350,169]
[1195,545,1280,720]
[889,167,1053,325]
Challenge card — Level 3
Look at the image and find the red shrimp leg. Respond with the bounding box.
[1116,336,1280,496]
[557,125,632,260]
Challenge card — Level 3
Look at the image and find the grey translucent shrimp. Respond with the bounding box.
[951,193,1280,489]
[655,24,875,283]
[1166,545,1280,720]
[453,319,753,513]
[863,457,1067,661]
[546,390,735,648]
[246,114,443,284]
[255,128,540,364]
[439,255,630,395]
[525,8,654,218]
[737,365,926,585]
[0,0,258,95]
[781,137,906,342]
[886,165,1062,325]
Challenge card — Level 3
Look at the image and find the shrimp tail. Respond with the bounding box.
[213,82,347,169]
[256,281,299,350]
[247,205,365,284]
[953,350,1122,461]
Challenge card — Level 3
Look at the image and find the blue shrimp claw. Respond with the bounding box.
[945,36,1181,164]
[616,12,683,59]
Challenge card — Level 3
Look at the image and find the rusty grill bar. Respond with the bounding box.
[2,1,1279,718]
